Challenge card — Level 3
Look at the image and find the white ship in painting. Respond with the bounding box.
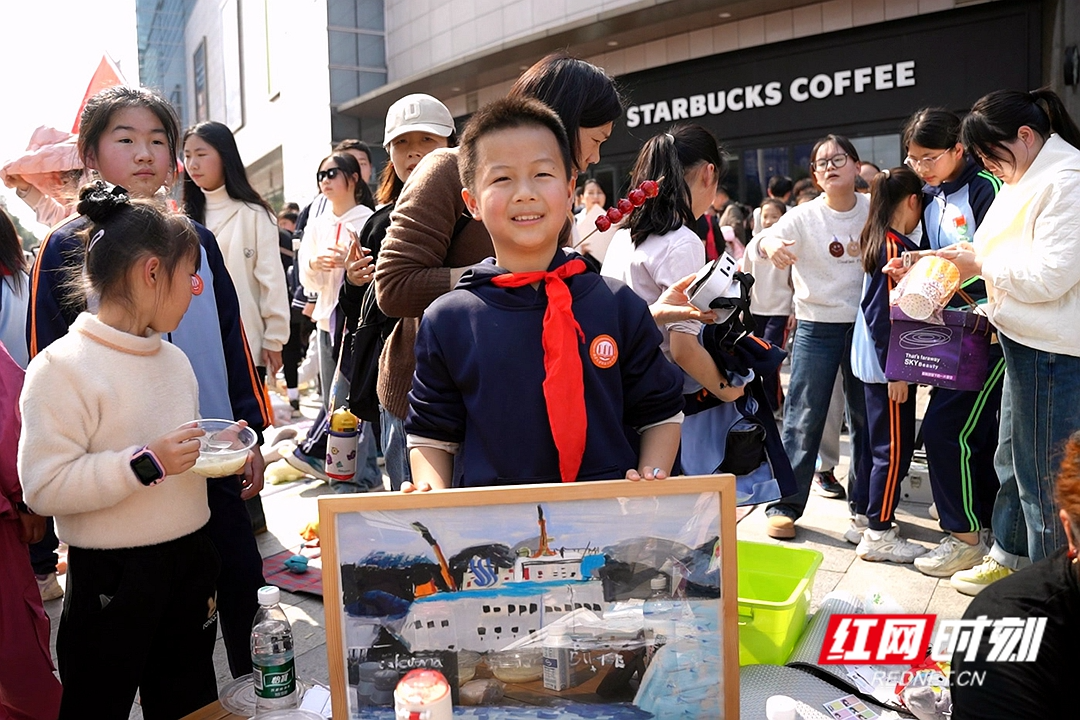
[395,506,608,653]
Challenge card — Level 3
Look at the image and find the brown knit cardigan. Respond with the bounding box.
[373,147,492,419]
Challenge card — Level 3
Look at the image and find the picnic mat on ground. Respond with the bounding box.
[261,545,323,596]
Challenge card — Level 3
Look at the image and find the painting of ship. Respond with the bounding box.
[337,502,722,659]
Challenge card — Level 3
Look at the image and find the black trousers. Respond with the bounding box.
[205,475,266,677]
[58,530,220,720]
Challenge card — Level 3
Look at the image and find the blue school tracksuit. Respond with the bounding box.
[851,230,920,531]
[920,160,1004,534]
[28,215,270,678]
[406,251,685,488]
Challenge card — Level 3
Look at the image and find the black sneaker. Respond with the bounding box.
[812,469,846,499]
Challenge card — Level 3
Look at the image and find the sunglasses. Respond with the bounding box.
[316,167,342,183]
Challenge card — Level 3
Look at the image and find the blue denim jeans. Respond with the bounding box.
[381,406,412,491]
[989,335,1078,567]
[766,320,868,521]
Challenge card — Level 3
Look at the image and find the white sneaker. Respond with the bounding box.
[950,556,1013,596]
[928,502,939,520]
[856,527,928,563]
[914,535,988,578]
[844,514,869,544]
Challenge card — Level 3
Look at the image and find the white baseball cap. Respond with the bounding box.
[383,94,455,147]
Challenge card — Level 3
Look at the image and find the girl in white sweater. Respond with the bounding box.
[182,121,290,377]
[18,184,220,719]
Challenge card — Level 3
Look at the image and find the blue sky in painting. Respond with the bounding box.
[334,492,721,566]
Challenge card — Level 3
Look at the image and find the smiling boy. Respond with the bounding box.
[403,97,684,490]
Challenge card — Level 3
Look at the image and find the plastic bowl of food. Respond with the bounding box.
[457,650,482,684]
[190,419,257,478]
[485,649,544,683]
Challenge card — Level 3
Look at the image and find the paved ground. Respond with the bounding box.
[37,388,975,717]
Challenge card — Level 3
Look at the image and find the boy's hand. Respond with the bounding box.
[146,424,205,476]
[626,467,668,482]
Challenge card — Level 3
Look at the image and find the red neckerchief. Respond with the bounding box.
[490,258,588,482]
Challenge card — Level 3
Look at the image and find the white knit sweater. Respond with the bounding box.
[202,185,291,359]
[744,193,869,323]
[17,313,209,549]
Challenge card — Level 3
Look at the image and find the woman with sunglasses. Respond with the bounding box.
[938,88,1080,596]
[298,154,373,419]
[746,134,871,545]
[898,108,1005,580]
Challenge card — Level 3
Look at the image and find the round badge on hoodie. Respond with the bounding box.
[590,335,618,368]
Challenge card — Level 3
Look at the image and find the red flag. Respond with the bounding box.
[72,55,126,133]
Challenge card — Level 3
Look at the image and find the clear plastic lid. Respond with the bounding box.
[258,585,281,606]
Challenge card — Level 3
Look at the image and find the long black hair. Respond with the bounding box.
[509,53,623,171]
[181,121,274,224]
[627,124,723,247]
[0,209,27,291]
[961,88,1080,167]
[859,166,923,274]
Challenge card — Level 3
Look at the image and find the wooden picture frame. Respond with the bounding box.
[319,475,739,718]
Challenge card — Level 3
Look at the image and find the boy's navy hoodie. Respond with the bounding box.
[406,250,684,488]
[28,216,271,438]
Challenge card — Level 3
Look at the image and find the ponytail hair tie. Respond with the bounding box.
[77,182,131,223]
[881,168,891,179]
[664,132,675,144]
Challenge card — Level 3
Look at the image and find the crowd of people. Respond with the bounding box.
[1,48,1080,719]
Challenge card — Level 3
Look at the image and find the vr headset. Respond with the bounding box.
[688,252,755,326]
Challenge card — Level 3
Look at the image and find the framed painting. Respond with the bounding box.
[319,475,739,719]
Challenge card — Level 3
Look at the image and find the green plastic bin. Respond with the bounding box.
[737,540,823,666]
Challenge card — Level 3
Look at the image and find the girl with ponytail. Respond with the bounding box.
[849,166,927,563]
[940,88,1080,596]
[602,125,742,401]
[601,124,745,475]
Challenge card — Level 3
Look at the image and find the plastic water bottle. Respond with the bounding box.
[251,585,298,710]
[543,625,573,691]
[643,575,678,665]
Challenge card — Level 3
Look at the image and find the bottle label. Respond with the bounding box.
[253,658,296,699]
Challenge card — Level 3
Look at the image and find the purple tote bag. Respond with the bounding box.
[885,305,994,391]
